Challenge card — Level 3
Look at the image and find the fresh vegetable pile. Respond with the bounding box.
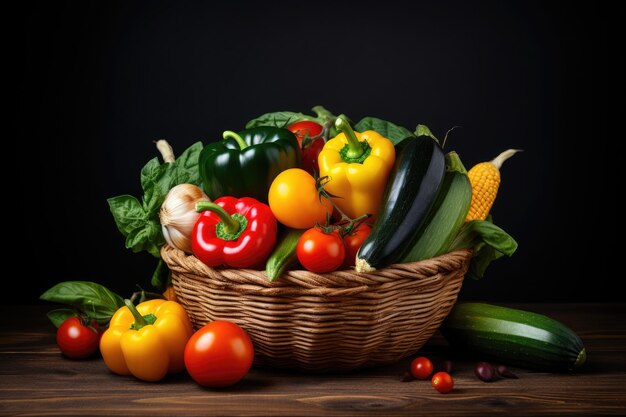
[38,106,586,390]
[107,106,517,281]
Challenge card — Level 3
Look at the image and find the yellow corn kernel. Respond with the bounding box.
[465,149,520,222]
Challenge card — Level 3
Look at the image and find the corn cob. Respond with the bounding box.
[465,149,520,222]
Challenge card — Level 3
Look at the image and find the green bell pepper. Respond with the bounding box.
[199,127,300,203]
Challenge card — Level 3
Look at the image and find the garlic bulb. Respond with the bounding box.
[160,184,210,253]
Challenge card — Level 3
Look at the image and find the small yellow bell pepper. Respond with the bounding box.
[318,118,395,220]
[100,298,193,382]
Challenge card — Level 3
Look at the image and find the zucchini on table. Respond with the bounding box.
[440,303,586,372]
[356,135,445,272]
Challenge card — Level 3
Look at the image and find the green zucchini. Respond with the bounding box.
[265,228,304,281]
[441,303,586,372]
[355,136,445,272]
[402,151,471,262]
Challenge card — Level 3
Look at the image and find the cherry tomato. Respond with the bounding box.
[184,321,254,387]
[410,356,434,380]
[297,228,345,273]
[56,317,100,359]
[342,224,372,268]
[431,371,454,394]
[268,168,333,229]
[287,121,324,175]
[288,120,323,140]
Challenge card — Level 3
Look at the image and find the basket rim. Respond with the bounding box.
[162,245,472,291]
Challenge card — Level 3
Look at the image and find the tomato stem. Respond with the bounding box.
[312,105,334,121]
[294,128,316,150]
[315,175,371,236]
[312,105,342,140]
[223,130,248,150]
[340,213,371,238]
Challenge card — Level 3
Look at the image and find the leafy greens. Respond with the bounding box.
[107,142,203,258]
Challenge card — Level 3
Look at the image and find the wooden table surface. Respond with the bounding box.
[1,304,625,416]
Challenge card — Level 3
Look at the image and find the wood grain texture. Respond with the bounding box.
[0,304,625,416]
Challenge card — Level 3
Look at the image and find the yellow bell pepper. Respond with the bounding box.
[100,298,193,382]
[318,118,395,220]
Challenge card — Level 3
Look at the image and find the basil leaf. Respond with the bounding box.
[415,124,439,142]
[165,142,203,186]
[46,308,76,328]
[108,141,203,260]
[245,111,315,129]
[353,117,415,145]
[40,281,125,325]
[125,221,164,257]
[449,219,517,279]
[108,195,162,257]
[108,195,147,237]
[141,157,168,210]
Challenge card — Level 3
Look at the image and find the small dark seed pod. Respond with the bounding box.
[475,362,496,382]
[496,365,518,379]
[400,371,415,382]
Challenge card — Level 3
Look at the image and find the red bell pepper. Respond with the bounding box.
[192,196,277,268]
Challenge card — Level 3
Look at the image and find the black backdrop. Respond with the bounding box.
[16,1,622,303]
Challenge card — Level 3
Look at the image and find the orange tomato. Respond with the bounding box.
[268,168,333,229]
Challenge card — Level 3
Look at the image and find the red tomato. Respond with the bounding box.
[184,321,254,387]
[56,317,100,359]
[287,121,324,175]
[410,356,433,380]
[297,228,346,273]
[431,372,454,394]
[342,224,372,268]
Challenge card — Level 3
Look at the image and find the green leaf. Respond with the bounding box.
[125,221,164,257]
[46,309,76,328]
[141,157,168,210]
[245,111,314,129]
[467,243,505,279]
[108,195,147,237]
[165,142,203,187]
[108,195,162,258]
[40,281,125,326]
[449,219,517,279]
[450,220,517,256]
[244,107,344,136]
[353,117,415,145]
[151,258,169,289]
[141,142,203,206]
[108,141,203,261]
[415,124,439,142]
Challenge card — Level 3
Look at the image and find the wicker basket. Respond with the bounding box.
[162,245,472,372]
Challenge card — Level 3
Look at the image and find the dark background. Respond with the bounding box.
[16,1,622,303]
